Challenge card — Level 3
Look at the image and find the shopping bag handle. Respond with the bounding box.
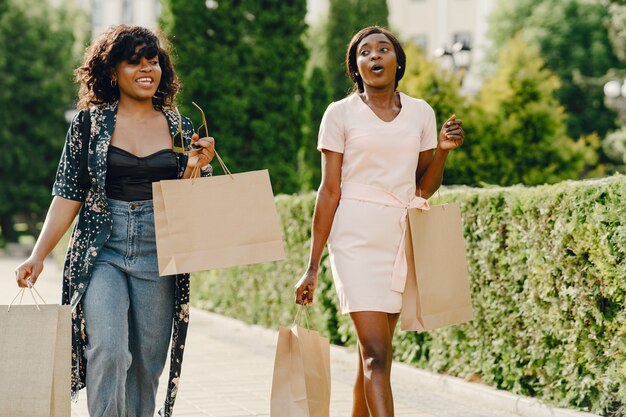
[293,304,311,329]
[8,281,46,312]
[417,187,445,209]
[212,149,232,178]
[188,148,233,182]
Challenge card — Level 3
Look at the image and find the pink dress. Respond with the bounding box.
[317,92,438,314]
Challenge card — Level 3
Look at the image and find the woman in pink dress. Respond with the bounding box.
[295,26,465,416]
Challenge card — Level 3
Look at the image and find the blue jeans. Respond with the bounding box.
[82,199,175,417]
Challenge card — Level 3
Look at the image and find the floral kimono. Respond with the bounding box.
[52,101,210,417]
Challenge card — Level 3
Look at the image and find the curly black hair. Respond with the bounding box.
[74,25,179,110]
[346,26,406,94]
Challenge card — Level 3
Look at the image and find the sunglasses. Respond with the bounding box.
[192,101,210,139]
[172,106,199,155]
[172,102,231,177]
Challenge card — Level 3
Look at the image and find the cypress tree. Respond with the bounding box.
[241,0,309,193]
[325,0,355,101]
[300,66,332,191]
[161,0,249,175]
[353,0,389,28]
[161,0,308,194]
[325,0,389,100]
[459,36,590,186]
[488,0,620,139]
[607,0,626,62]
[0,0,77,242]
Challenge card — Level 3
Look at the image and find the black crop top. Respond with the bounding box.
[105,146,178,201]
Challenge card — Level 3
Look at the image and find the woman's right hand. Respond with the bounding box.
[294,268,318,305]
[15,256,45,288]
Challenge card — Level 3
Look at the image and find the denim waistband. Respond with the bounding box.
[107,198,153,214]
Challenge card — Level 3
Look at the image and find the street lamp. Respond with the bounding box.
[435,42,472,84]
[604,80,626,99]
[603,79,626,125]
[450,42,471,70]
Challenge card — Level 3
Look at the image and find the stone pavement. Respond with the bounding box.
[1,253,598,417]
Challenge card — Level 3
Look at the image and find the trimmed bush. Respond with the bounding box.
[191,175,626,416]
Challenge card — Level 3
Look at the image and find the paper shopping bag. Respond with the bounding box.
[153,169,285,275]
[270,324,330,417]
[401,203,474,331]
[0,304,71,417]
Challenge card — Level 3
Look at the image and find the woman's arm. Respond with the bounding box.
[294,150,343,305]
[15,196,82,287]
[415,148,447,199]
[416,115,464,199]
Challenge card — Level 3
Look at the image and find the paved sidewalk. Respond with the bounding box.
[1,254,598,417]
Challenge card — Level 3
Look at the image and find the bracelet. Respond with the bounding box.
[200,164,213,175]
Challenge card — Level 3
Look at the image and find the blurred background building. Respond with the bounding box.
[389,0,496,94]
[308,0,494,62]
[62,0,493,94]
[64,0,162,37]
[308,0,495,94]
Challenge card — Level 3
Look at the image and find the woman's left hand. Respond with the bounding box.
[438,115,464,151]
[187,133,216,169]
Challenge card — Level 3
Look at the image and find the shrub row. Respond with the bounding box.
[191,175,626,416]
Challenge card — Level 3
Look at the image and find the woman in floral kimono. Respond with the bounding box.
[15,25,215,417]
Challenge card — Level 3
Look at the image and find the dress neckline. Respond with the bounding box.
[355,91,404,124]
[108,145,174,159]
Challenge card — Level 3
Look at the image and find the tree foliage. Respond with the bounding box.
[488,0,621,139]
[325,0,357,101]
[352,0,389,30]
[397,45,472,185]
[398,40,593,186]
[325,0,389,100]
[607,0,626,62]
[0,0,78,242]
[449,37,592,186]
[299,66,331,191]
[603,127,626,168]
[398,44,465,134]
[160,0,308,194]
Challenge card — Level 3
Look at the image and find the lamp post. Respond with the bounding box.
[604,79,626,125]
[434,42,472,85]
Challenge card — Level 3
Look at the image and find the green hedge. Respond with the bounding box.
[191,175,626,416]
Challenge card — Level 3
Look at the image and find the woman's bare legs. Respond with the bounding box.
[350,311,400,417]
[352,343,369,417]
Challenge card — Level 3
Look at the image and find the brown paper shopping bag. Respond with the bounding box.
[153,168,285,275]
[0,290,71,417]
[401,203,474,331]
[270,322,330,417]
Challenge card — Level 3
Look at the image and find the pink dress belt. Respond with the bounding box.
[340,181,430,293]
